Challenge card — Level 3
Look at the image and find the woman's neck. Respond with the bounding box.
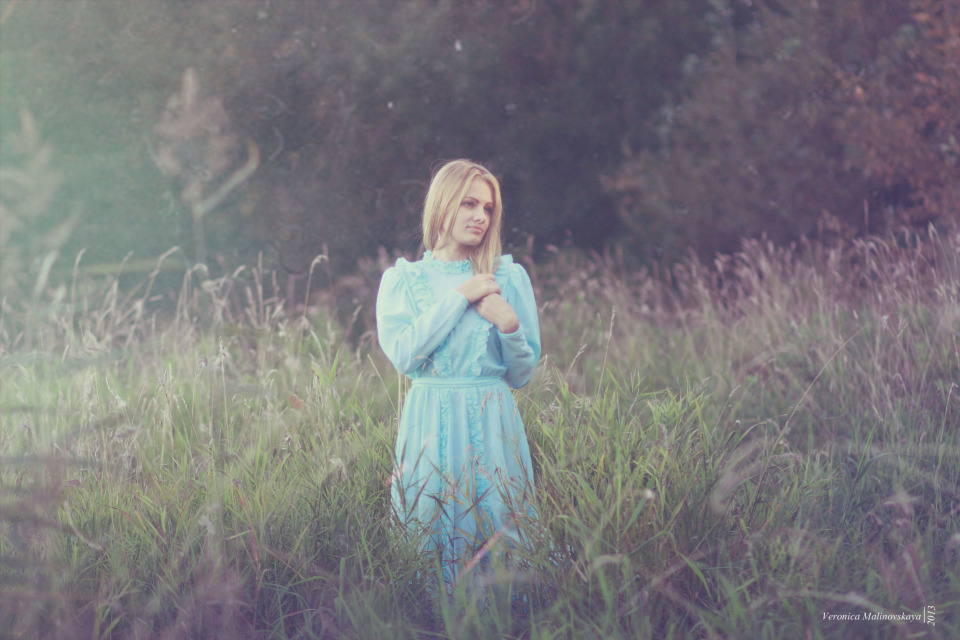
[431,243,470,262]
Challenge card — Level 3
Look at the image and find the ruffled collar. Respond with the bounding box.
[422,250,472,274]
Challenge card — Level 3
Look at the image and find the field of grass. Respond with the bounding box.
[1,229,958,639]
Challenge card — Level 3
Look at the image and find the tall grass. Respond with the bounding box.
[1,228,958,639]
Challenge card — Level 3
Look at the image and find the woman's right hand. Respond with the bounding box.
[457,274,500,303]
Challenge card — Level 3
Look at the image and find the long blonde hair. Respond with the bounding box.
[422,159,503,274]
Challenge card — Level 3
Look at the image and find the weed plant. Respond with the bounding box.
[1,229,958,639]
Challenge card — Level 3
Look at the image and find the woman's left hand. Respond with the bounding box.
[475,293,520,334]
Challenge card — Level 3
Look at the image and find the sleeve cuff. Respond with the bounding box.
[443,288,470,308]
[498,326,525,341]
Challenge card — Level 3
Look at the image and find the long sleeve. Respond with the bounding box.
[376,265,469,375]
[498,263,541,388]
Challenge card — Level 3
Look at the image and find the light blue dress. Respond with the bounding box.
[376,251,541,587]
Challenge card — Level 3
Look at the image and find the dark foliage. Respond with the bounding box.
[0,0,712,275]
[2,0,956,282]
[607,0,959,264]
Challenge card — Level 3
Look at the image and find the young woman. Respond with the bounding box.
[376,159,541,593]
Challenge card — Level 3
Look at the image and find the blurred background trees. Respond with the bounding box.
[1,0,956,285]
[608,0,959,263]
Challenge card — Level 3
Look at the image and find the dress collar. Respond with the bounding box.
[422,250,473,274]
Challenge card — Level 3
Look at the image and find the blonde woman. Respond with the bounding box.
[376,159,541,598]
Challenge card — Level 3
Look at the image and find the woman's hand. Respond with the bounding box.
[457,274,500,303]
[476,293,520,334]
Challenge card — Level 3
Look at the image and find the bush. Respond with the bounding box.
[607,0,958,265]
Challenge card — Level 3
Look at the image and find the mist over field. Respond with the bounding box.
[1,1,958,638]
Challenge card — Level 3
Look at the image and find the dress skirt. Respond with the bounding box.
[391,376,537,583]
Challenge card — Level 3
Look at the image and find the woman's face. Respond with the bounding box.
[439,178,494,258]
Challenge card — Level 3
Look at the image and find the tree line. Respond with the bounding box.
[1,0,956,287]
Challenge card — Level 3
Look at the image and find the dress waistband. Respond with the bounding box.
[410,376,504,388]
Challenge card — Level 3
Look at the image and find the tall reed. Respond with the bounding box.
[1,228,957,638]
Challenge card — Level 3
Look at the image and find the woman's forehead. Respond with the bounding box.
[465,177,494,202]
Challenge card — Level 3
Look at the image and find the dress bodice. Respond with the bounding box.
[376,252,540,388]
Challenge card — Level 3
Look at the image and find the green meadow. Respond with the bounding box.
[2,231,958,639]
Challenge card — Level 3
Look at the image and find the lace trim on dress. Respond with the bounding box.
[432,337,455,378]
[422,250,472,274]
[437,391,450,499]
[403,257,455,377]
[469,388,495,536]
[402,258,435,314]
[467,317,492,378]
